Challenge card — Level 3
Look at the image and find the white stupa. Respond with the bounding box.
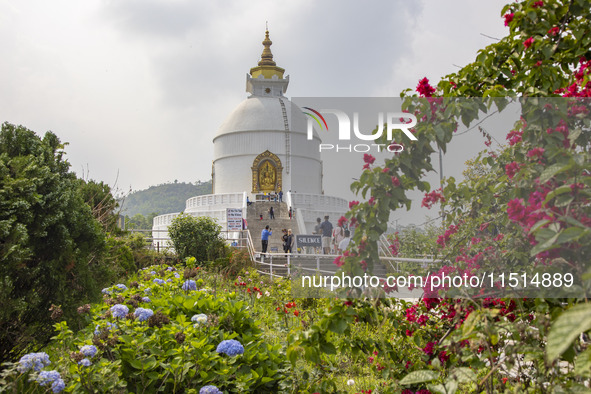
[152,29,347,248]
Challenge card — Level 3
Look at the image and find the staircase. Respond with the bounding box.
[246,201,297,253]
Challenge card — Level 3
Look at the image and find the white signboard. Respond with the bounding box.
[226,208,243,231]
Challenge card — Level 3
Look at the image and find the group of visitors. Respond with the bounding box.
[314,216,351,254]
[260,225,294,254]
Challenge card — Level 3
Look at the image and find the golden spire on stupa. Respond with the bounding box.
[250,25,285,79]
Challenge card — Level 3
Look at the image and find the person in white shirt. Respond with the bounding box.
[338,230,351,253]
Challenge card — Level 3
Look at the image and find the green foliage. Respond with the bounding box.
[168,214,226,262]
[1,264,287,393]
[121,180,212,218]
[125,212,159,230]
[78,179,120,232]
[0,122,106,363]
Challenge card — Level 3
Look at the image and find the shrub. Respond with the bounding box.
[0,123,106,362]
[168,214,226,262]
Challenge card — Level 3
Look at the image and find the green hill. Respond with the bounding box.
[120,180,212,217]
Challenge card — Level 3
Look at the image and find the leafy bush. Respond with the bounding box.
[168,214,226,262]
[0,122,106,362]
[1,264,286,393]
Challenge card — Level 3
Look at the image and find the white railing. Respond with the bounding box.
[185,192,244,211]
[289,193,348,210]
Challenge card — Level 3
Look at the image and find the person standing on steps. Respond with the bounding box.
[319,215,333,255]
[269,206,275,219]
[289,207,292,220]
[286,229,294,254]
[281,229,288,253]
[278,190,283,202]
[261,225,272,254]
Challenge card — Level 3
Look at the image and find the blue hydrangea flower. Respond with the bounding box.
[166,279,172,283]
[37,370,61,386]
[101,288,112,295]
[51,378,66,393]
[142,297,151,303]
[110,304,129,319]
[167,267,174,271]
[94,322,117,335]
[191,313,208,326]
[17,352,51,373]
[80,345,97,358]
[150,270,157,275]
[216,339,244,356]
[144,288,152,295]
[182,280,197,291]
[134,307,154,322]
[78,358,92,367]
[174,273,180,279]
[114,284,128,291]
[200,385,223,394]
[153,278,165,285]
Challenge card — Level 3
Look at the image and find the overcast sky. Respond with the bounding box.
[1,0,511,218]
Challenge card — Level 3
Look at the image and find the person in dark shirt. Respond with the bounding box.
[319,216,333,254]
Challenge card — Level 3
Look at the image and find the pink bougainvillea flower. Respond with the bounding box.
[526,147,545,159]
[363,153,375,165]
[548,26,560,36]
[391,176,400,187]
[349,200,359,209]
[416,77,436,97]
[523,36,534,49]
[505,162,521,179]
[503,12,514,26]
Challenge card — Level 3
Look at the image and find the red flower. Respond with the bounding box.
[293,310,299,317]
[416,77,436,97]
[391,176,400,187]
[505,162,521,179]
[349,200,359,209]
[338,216,348,227]
[423,341,435,355]
[405,329,414,337]
[523,36,534,49]
[532,0,543,7]
[363,153,376,165]
[548,26,560,36]
[333,256,344,267]
[438,350,449,363]
[368,196,376,205]
[506,129,523,145]
[507,198,526,221]
[526,147,545,159]
[421,189,445,209]
[503,12,514,26]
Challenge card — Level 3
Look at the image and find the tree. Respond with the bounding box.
[78,179,120,232]
[0,122,106,362]
[168,214,226,262]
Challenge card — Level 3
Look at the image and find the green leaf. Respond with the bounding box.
[574,348,591,378]
[451,367,477,383]
[547,303,591,363]
[399,370,439,385]
[543,185,572,205]
[539,162,572,184]
[556,227,586,245]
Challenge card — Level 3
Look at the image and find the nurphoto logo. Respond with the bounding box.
[303,107,418,153]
